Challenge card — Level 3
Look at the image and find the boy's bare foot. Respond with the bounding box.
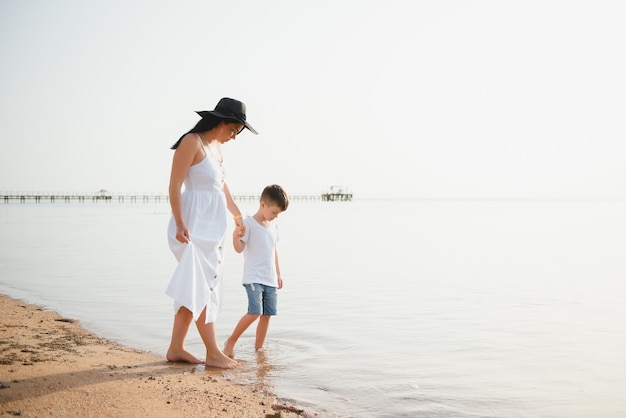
[223,339,235,358]
[166,348,204,364]
[205,351,240,369]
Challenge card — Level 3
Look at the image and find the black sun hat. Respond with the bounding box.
[196,97,258,135]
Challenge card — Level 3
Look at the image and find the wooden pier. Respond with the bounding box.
[0,192,339,204]
[321,186,353,202]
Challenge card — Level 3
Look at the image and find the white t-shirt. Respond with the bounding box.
[240,216,279,287]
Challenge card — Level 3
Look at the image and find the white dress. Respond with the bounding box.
[165,136,227,323]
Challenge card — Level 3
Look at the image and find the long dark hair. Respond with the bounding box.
[170,115,240,149]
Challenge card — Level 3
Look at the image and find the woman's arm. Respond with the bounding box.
[168,135,198,243]
[224,182,245,231]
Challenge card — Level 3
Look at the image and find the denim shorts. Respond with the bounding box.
[244,283,277,315]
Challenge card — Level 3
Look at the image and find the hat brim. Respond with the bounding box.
[196,110,258,135]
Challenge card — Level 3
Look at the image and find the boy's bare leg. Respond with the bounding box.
[166,307,203,363]
[223,314,260,357]
[255,315,271,351]
[196,308,240,369]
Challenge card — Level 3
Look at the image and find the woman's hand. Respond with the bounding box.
[232,221,246,253]
[234,217,246,236]
[233,227,245,239]
[176,225,190,243]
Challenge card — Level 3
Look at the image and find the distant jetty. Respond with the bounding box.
[321,186,353,202]
[1,189,353,203]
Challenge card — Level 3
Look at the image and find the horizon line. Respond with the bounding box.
[1,190,624,202]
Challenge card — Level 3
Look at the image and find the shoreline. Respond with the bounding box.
[0,293,312,417]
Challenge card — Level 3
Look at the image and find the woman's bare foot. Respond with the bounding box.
[166,348,204,364]
[223,339,236,358]
[205,350,240,369]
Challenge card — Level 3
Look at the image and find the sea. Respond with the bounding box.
[1,197,625,417]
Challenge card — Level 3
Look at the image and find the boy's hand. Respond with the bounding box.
[234,217,246,237]
[278,277,283,289]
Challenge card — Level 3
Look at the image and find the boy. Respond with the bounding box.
[224,184,289,357]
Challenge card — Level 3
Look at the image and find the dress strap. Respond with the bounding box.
[196,134,207,158]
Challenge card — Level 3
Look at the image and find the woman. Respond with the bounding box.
[165,97,257,368]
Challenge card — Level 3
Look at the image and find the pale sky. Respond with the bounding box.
[1,0,625,199]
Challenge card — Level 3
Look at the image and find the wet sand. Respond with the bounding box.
[0,293,312,417]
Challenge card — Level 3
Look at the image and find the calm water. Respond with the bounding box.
[1,198,625,417]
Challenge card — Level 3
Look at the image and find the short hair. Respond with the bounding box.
[261,184,289,211]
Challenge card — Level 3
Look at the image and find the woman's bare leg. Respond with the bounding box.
[196,308,239,369]
[166,307,203,363]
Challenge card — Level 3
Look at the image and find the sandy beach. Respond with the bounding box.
[0,294,311,418]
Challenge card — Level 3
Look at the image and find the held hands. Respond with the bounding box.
[234,215,246,238]
[232,218,246,253]
[233,225,245,239]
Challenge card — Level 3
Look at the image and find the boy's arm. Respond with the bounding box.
[275,247,283,289]
[233,228,245,253]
